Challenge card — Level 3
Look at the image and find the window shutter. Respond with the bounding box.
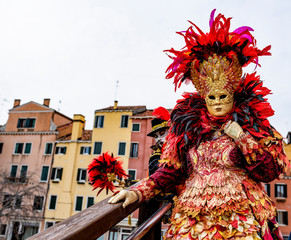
[284,185,287,198]
[63,147,67,154]
[275,185,278,197]
[77,169,80,181]
[89,147,91,154]
[80,147,84,154]
[59,168,63,180]
[51,168,56,179]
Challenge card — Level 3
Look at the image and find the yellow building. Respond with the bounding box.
[43,114,95,228]
[43,102,149,235]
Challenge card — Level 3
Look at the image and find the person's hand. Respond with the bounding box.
[224,121,244,140]
[108,190,139,208]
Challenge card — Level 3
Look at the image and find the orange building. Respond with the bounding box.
[0,99,72,240]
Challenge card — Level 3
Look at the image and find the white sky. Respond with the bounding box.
[0,0,290,137]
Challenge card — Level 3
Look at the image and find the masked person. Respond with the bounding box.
[109,10,289,240]
[147,107,170,176]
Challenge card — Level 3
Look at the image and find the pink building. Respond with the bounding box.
[0,99,72,240]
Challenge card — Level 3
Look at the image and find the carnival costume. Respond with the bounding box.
[148,107,171,176]
[129,10,289,240]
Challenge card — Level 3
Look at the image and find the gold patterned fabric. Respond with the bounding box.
[135,133,282,239]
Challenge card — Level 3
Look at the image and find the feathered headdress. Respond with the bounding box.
[165,9,271,91]
[147,107,170,137]
[87,152,128,195]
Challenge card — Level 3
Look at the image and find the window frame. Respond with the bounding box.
[80,146,91,155]
[51,167,63,182]
[0,223,7,236]
[129,142,139,158]
[132,123,140,132]
[86,197,95,208]
[10,165,18,178]
[275,183,287,199]
[44,143,53,155]
[265,183,270,197]
[277,210,288,226]
[120,115,129,128]
[40,166,50,182]
[128,169,137,181]
[93,142,102,155]
[23,143,32,155]
[44,221,55,229]
[94,115,104,128]
[14,143,24,155]
[33,196,44,211]
[118,142,126,156]
[0,142,3,154]
[75,196,83,212]
[55,146,67,155]
[19,165,28,183]
[17,118,36,129]
[77,168,87,183]
[48,195,57,210]
[14,195,22,209]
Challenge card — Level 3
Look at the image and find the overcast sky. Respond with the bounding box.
[0,0,290,138]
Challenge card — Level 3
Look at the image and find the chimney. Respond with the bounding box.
[71,114,85,140]
[13,99,21,108]
[43,98,50,107]
[114,100,118,109]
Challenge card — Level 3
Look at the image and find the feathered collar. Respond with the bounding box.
[167,72,274,154]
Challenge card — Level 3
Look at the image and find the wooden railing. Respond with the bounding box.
[28,188,169,240]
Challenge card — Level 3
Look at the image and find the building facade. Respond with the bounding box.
[43,101,155,240]
[0,99,72,240]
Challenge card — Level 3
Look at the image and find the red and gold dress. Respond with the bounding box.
[132,91,288,240]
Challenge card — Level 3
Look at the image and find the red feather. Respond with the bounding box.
[152,107,170,121]
[87,152,128,195]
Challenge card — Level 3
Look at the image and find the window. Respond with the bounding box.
[0,142,3,154]
[20,165,28,183]
[15,195,22,209]
[121,115,129,128]
[55,146,67,154]
[130,143,139,158]
[0,224,7,236]
[49,195,57,210]
[77,169,87,183]
[14,143,23,154]
[75,196,83,211]
[17,118,36,128]
[80,146,91,155]
[14,143,31,154]
[118,142,126,156]
[93,142,102,155]
[277,210,288,225]
[120,228,131,239]
[132,123,140,132]
[87,197,94,208]
[44,143,53,155]
[51,168,63,182]
[275,184,287,198]
[265,183,270,197]
[45,222,54,229]
[3,194,12,209]
[40,166,49,182]
[10,165,18,178]
[94,115,104,128]
[33,196,44,210]
[128,170,136,181]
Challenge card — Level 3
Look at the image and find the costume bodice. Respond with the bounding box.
[178,134,249,211]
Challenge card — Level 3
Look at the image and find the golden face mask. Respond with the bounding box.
[190,54,242,106]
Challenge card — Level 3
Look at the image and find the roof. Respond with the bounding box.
[95,105,147,115]
[57,129,92,141]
